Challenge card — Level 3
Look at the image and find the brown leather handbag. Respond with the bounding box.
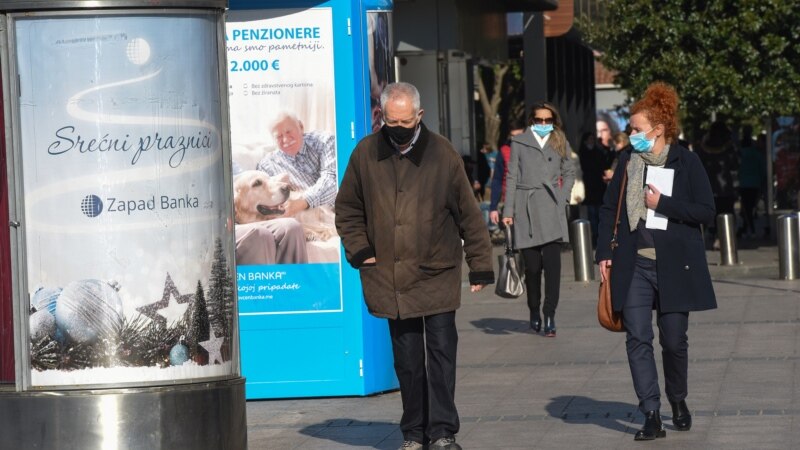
[598,162,627,333]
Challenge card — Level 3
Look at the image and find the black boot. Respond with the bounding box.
[544,316,556,337]
[634,410,666,441]
[669,400,692,431]
[530,313,542,333]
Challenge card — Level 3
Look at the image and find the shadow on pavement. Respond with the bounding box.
[298,419,399,449]
[470,317,532,335]
[546,395,637,434]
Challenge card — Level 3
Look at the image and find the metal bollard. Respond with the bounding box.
[570,219,595,281]
[777,213,799,280]
[717,213,738,266]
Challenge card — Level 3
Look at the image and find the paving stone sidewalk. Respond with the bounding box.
[246,242,800,449]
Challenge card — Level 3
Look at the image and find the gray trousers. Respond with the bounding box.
[623,255,689,414]
[234,219,308,265]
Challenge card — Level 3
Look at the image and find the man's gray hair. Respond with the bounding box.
[379,82,421,113]
[269,111,303,131]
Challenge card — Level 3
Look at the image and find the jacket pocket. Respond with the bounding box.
[419,264,456,277]
[359,265,379,292]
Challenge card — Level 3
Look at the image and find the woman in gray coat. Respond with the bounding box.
[502,102,575,336]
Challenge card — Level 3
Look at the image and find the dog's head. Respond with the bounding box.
[233,170,292,223]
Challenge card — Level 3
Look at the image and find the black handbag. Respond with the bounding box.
[495,226,525,298]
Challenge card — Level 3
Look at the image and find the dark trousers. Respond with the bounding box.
[521,241,562,318]
[739,187,760,234]
[623,256,689,414]
[587,204,601,247]
[388,311,459,443]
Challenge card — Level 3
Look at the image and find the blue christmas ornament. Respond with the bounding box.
[169,343,190,366]
[31,286,61,315]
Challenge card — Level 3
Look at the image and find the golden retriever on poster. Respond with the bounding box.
[233,170,336,242]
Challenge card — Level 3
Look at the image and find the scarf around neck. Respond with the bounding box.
[626,145,669,231]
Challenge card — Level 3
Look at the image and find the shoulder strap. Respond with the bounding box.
[611,160,629,250]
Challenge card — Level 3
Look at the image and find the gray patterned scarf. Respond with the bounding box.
[626,145,670,231]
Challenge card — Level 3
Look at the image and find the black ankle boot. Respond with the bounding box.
[634,410,666,441]
[544,316,556,337]
[530,313,542,333]
[669,400,692,431]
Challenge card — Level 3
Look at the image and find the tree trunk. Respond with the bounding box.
[477,64,510,150]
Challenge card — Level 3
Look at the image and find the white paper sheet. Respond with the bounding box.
[645,167,674,230]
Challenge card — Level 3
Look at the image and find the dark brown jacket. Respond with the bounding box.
[335,124,494,319]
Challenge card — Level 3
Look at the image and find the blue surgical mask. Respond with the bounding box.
[532,124,553,138]
[630,128,655,152]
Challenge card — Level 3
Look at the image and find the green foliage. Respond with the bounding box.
[186,281,211,354]
[207,238,234,339]
[577,0,800,133]
[29,313,187,371]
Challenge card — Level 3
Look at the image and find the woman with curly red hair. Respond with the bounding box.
[596,82,717,440]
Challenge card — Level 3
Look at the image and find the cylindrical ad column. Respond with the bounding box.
[0,2,245,449]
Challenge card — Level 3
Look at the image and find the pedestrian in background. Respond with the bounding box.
[605,131,631,181]
[336,82,494,450]
[737,125,766,239]
[489,119,526,229]
[502,101,575,337]
[596,82,717,441]
[696,120,739,249]
[579,130,609,246]
[597,111,620,154]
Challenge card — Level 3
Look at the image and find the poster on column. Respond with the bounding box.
[226,9,342,315]
[15,14,236,387]
[367,10,394,134]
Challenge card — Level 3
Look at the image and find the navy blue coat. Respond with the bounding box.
[595,144,718,313]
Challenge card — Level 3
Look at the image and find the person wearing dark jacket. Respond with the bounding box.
[596,82,717,441]
[579,131,611,246]
[489,120,527,226]
[335,82,494,450]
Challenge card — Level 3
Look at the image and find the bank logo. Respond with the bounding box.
[81,195,103,218]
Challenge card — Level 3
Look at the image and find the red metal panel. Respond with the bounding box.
[0,79,13,383]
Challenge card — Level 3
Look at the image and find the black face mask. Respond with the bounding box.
[383,123,417,145]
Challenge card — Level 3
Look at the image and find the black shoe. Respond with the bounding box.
[634,410,666,441]
[544,316,556,337]
[530,313,542,333]
[670,400,692,431]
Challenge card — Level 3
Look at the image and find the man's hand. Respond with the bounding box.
[470,284,485,292]
[282,197,309,217]
[502,217,514,226]
[489,211,500,224]
[362,257,376,265]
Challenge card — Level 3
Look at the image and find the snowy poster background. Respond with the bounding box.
[226,8,343,315]
[15,14,236,386]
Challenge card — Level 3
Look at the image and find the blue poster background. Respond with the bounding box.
[237,263,341,314]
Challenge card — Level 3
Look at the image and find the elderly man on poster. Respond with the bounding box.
[257,111,337,216]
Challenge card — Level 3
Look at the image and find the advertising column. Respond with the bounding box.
[0,4,245,448]
[15,13,236,386]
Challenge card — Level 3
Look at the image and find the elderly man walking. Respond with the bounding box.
[336,82,495,450]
